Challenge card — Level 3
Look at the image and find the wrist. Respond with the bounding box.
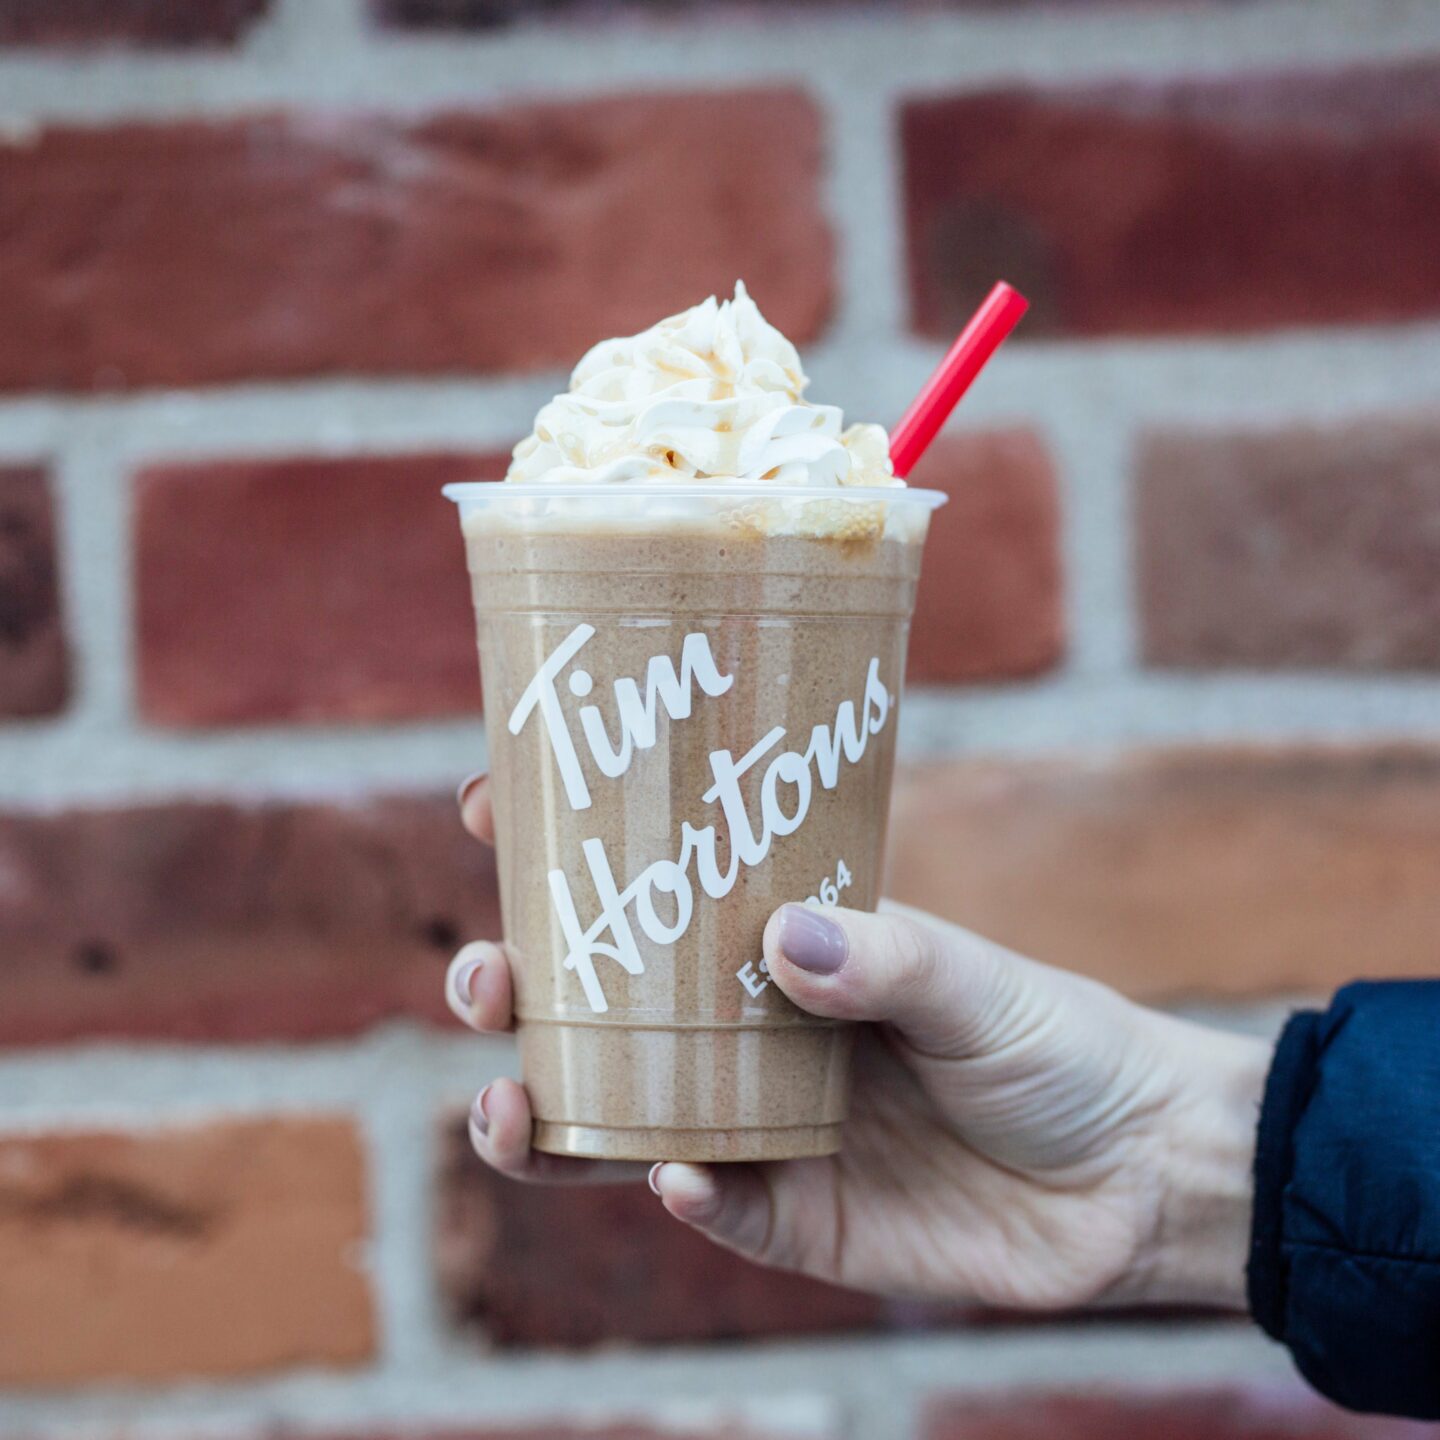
[1136,1023,1270,1311]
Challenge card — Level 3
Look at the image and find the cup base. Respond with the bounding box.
[533,1119,843,1163]
[518,1016,854,1163]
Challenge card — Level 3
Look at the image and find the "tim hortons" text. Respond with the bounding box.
[508,624,889,1013]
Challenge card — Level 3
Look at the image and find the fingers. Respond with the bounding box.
[762,902,1022,1060]
[468,1078,651,1186]
[649,1161,778,1260]
[451,936,645,1185]
[445,941,514,1033]
[457,771,495,846]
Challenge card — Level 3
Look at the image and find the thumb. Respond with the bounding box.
[647,1161,784,1264]
[646,1160,836,1281]
[762,901,1023,1059]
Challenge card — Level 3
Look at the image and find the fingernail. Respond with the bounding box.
[450,953,484,1011]
[456,770,487,809]
[779,903,848,974]
[647,1162,664,1196]
[471,1084,492,1137]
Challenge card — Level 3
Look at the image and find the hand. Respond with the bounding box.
[448,773,1268,1312]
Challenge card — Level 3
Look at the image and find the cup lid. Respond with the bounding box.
[443,481,948,508]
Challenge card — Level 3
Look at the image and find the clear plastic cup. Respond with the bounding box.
[446,481,945,1162]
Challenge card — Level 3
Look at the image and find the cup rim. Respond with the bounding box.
[443,481,948,508]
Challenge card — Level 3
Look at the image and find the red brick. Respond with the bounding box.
[0,793,498,1046]
[432,1123,1187,1345]
[0,1117,373,1385]
[11,744,1436,1047]
[0,0,269,46]
[0,94,831,393]
[295,1428,818,1440]
[923,1386,1432,1440]
[0,464,68,718]
[906,430,1063,684]
[372,0,540,24]
[375,0,1213,25]
[887,745,1440,1001]
[1138,418,1440,671]
[135,452,501,727]
[133,433,1063,727]
[902,65,1440,340]
[437,1117,893,1347]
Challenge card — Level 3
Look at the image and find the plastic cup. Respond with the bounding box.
[446,481,945,1162]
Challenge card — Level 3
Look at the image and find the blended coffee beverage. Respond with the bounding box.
[448,284,943,1162]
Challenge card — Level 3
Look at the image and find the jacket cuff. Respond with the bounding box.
[1247,1007,1322,1339]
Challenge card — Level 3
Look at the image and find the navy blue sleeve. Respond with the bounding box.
[1248,981,1440,1419]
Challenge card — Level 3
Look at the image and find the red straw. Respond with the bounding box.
[889,281,1029,478]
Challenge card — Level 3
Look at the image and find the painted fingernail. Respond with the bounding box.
[450,953,484,1012]
[471,1085,493,1138]
[779,903,849,974]
[456,770,488,810]
[647,1162,664,1196]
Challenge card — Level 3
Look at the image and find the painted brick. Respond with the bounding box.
[0,793,497,1046]
[0,1117,373,1385]
[0,0,269,46]
[887,745,1440,1001]
[923,1386,1434,1439]
[902,65,1440,340]
[134,452,501,727]
[437,1117,910,1347]
[906,430,1063,684]
[1137,418,1440,671]
[0,464,68,719]
[0,93,831,392]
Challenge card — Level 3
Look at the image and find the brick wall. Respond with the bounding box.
[2,2,1440,1437]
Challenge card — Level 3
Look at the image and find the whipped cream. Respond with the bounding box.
[505,283,899,491]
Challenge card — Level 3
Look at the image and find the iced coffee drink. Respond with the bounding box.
[448,284,943,1162]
